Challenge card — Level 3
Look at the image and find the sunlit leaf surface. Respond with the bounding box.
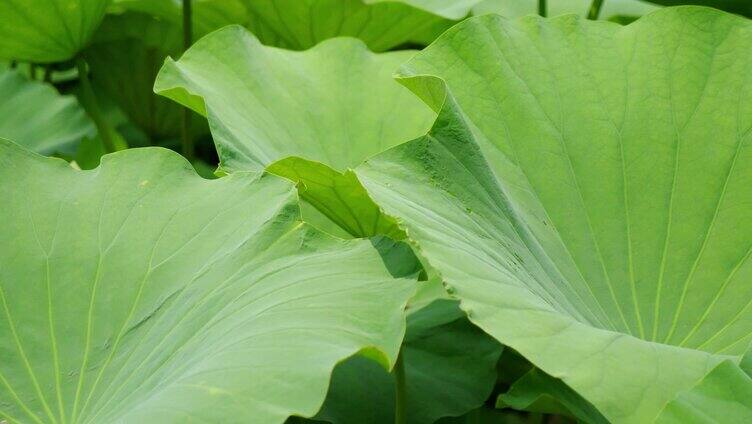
[356,7,752,422]
[0,139,417,423]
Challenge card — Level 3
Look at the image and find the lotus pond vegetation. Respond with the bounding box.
[0,1,751,423]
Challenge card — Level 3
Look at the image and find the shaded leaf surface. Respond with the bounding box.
[242,0,481,52]
[84,12,185,142]
[0,139,416,423]
[436,406,533,424]
[112,0,249,35]
[472,0,659,20]
[0,0,111,62]
[316,299,502,424]
[84,2,245,143]
[497,368,607,423]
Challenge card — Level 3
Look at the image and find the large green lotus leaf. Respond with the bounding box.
[472,0,659,20]
[0,70,94,155]
[0,0,110,63]
[0,139,417,423]
[356,7,752,422]
[314,298,502,424]
[155,27,434,237]
[242,0,481,52]
[155,28,433,173]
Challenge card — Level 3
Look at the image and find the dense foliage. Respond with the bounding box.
[0,1,751,423]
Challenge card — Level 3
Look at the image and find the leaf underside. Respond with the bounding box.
[316,298,502,424]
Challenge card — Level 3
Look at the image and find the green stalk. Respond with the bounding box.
[181,0,194,160]
[76,57,116,153]
[43,65,52,83]
[394,351,407,424]
[587,0,605,20]
[538,0,547,17]
[30,63,39,80]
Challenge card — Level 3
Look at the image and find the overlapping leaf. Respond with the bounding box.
[155,25,507,421]
[472,0,659,21]
[84,12,185,143]
[0,69,94,155]
[0,139,417,423]
[84,0,248,144]
[155,28,434,237]
[497,368,607,423]
[0,0,111,63]
[242,0,482,52]
[111,0,249,35]
[316,299,502,424]
[356,7,752,422]
[657,360,752,422]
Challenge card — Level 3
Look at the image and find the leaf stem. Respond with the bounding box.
[75,56,116,153]
[181,0,194,161]
[29,63,39,80]
[538,0,547,17]
[394,351,407,424]
[587,0,604,19]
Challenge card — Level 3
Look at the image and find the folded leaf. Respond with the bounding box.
[656,360,752,423]
[268,158,404,239]
[0,139,416,423]
[742,349,752,376]
[0,0,111,63]
[497,368,607,423]
[155,28,434,236]
[0,69,94,155]
[356,7,752,422]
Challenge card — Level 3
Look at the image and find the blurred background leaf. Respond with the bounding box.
[0,0,111,63]
[0,67,94,155]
